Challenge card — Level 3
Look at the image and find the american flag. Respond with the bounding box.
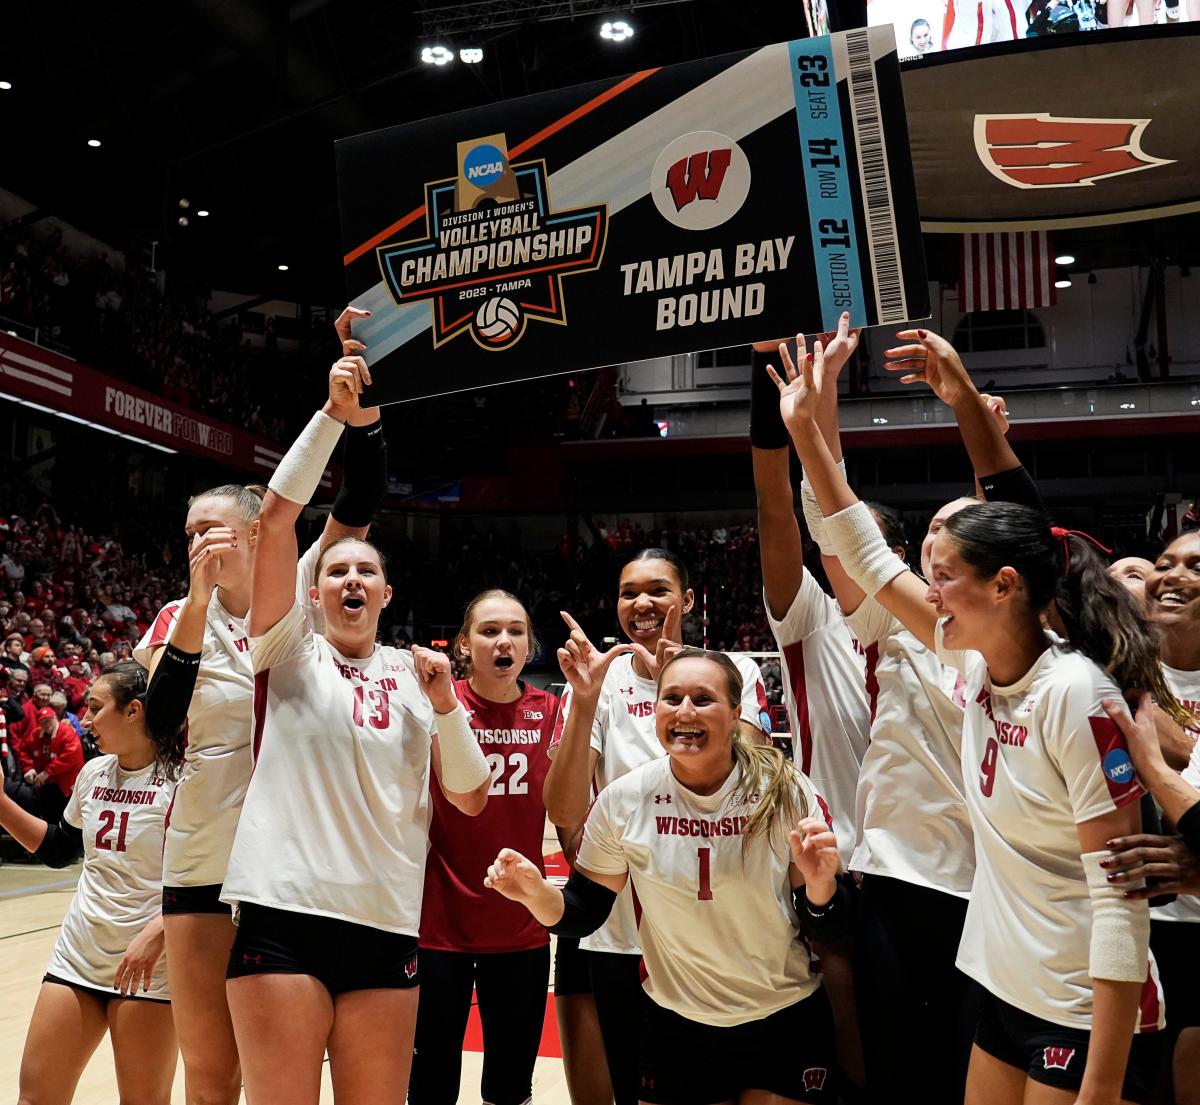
[959,231,1057,313]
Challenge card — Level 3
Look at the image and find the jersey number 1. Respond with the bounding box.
[697,848,713,901]
[96,810,129,852]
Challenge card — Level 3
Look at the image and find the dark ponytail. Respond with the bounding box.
[943,504,1190,725]
[98,661,187,782]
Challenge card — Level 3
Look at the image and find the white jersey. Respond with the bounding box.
[1151,662,1200,925]
[765,572,872,864]
[221,602,437,934]
[47,756,172,1000]
[845,596,973,895]
[578,756,823,1027]
[937,627,1164,1032]
[550,650,769,956]
[133,540,322,888]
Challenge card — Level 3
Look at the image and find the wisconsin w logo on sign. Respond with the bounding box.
[975,114,1175,189]
[665,149,733,211]
[652,131,751,231]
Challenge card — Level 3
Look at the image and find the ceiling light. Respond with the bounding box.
[872,416,888,425]
[600,19,634,41]
[0,81,12,91]
[197,209,210,217]
[459,47,483,63]
[421,44,454,66]
[1055,254,1075,266]
[179,198,190,209]
[1119,402,1136,410]
[87,138,101,148]
[277,264,289,272]
[178,216,189,227]
[1054,279,1071,289]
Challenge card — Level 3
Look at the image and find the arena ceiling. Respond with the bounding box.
[0,0,815,305]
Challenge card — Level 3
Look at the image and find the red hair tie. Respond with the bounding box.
[1050,526,1113,575]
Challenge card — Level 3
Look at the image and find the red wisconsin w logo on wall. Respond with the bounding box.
[975,114,1174,189]
[665,149,733,211]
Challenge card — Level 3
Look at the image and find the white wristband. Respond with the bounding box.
[1083,849,1150,983]
[268,411,344,506]
[822,501,908,597]
[799,460,846,557]
[435,703,491,794]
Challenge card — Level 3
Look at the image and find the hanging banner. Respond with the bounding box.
[0,333,331,488]
[904,25,1200,232]
[336,27,928,405]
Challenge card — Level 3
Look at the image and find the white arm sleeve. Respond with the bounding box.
[268,411,344,506]
[823,501,909,598]
[1082,850,1150,982]
[435,703,491,793]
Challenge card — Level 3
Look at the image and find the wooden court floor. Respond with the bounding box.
[0,842,571,1104]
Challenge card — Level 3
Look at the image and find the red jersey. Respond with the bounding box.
[420,678,557,953]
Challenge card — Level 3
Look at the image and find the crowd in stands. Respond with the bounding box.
[0,220,311,441]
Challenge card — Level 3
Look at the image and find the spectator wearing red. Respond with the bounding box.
[5,704,84,821]
[28,646,65,693]
[63,657,90,715]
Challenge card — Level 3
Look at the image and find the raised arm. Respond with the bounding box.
[249,360,362,637]
[542,612,632,828]
[770,339,938,649]
[485,848,626,933]
[323,306,386,547]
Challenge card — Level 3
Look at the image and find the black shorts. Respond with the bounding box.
[974,991,1164,1105]
[227,902,419,995]
[43,973,171,1006]
[552,936,593,997]
[162,882,231,916]
[638,987,837,1105]
[1151,919,1200,1039]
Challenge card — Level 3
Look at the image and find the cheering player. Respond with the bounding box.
[489,647,846,1105]
[134,308,387,1105]
[219,353,492,1105]
[409,589,559,1105]
[544,549,770,1105]
[773,336,1170,1104]
[1,662,183,1105]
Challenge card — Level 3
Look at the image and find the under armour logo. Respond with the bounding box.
[654,794,672,804]
[242,953,264,966]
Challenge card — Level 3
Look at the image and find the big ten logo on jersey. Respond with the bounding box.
[522,709,543,721]
[651,131,752,231]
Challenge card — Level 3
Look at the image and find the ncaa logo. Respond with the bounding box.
[463,143,507,187]
[1103,748,1135,786]
[651,131,751,231]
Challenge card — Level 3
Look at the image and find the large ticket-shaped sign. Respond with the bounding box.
[336,27,927,404]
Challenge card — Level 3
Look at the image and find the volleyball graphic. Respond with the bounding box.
[475,297,522,345]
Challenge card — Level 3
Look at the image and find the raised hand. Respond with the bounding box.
[411,644,458,713]
[327,355,371,419]
[883,329,975,408]
[765,334,826,433]
[558,611,634,699]
[334,305,371,355]
[187,527,236,601]
[789,814,841,904]
[813,311,861,384]
[484,847,547,902]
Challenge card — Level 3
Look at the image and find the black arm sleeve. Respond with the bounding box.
[547,868,619,938]
[750,349,792,450]
[794,874,858,943]
[978,464,1044,512]
[143,643,201,740]
[331,420,387,528]
[34,818,84,868]
[1177,804,1200,856]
